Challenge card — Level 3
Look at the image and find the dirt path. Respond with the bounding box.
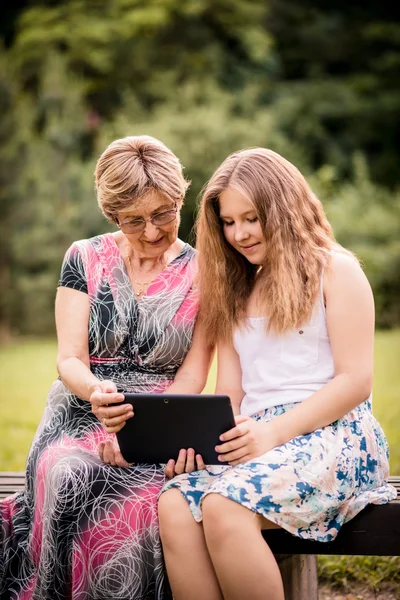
[319,583,399,600]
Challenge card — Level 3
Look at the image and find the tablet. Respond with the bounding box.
[116,393,235,465]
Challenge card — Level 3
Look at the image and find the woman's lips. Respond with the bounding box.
[146,237,165,246]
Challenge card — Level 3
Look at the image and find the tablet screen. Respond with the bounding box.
[116,393,235,465]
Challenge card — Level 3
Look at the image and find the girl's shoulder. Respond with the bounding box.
[324,249,371,298]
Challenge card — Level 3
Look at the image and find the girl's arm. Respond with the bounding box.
[215,340,245,415]
[271,251,374,444]
[165,318,215,395]
[217,252,375,464]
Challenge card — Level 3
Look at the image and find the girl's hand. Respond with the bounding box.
[215,415,280,466]
[164,448,206,479]
[99,437,133,468]
[89,380,133,433]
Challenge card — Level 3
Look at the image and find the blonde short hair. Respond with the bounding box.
[95,135,190,222]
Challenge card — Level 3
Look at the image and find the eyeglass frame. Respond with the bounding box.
[116,202,179,233]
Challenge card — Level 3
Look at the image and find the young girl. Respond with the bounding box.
[158,148,397,600]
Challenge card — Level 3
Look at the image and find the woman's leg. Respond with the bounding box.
[202,494,285,600]
[158,489,223,600]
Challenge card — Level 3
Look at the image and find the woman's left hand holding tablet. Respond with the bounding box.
[164,448,206,479]
[89,380,134,433]
[215,415,279,466]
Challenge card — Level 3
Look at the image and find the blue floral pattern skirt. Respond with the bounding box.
[161,400,396,542]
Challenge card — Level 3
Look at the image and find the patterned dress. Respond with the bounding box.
[0,233,198,600]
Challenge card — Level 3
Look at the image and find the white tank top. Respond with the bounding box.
[233,275,336,416]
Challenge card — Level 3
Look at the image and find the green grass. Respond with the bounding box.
[0,338,57,471]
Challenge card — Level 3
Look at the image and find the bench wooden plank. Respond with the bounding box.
[0,472,26,499]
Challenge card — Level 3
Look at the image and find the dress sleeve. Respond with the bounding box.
[58,242,88,293]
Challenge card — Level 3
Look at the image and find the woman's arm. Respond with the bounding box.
[56,286,98,399]
[55,286,130,427]
[216,252,375,464]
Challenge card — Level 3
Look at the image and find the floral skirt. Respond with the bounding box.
[161,400,397,542]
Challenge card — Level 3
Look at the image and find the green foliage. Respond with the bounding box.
[311,155,400,328]
[318,555,400,590]
[1,0,399,334]
[11,0,272,114]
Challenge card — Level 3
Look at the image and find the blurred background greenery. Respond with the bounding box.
[1,0,400,337]
[0,1,399,594]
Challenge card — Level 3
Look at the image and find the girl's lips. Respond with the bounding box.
[240,242,260,252]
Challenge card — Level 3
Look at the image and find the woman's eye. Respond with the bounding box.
[223,221,234,227]
[247,217,258,223]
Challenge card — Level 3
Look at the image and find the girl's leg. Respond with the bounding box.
[202,493,285,600]
[158,489,223,600]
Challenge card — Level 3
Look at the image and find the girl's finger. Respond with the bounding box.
[215,433,250,454]
[174,449,187,475]
[196,454,206,470]
[185,448,195,473]
[164,460,176,479]
[218,446,250,463]
[219,423,249,442]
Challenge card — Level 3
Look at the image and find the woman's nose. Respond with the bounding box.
[143,221,161,240]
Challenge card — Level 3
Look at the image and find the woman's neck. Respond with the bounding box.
[127,250,170,275]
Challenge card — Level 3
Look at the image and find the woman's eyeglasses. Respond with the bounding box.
[117,204,178,234]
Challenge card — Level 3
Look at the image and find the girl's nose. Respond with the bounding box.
[234,225,250,242]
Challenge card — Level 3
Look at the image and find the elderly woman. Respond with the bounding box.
[0,136,211,600]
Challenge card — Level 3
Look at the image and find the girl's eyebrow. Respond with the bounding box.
[220,210,256,219]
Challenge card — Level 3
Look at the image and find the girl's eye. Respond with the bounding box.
[247,217,258,223]
[223,221,234,227]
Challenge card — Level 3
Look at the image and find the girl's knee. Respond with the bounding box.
[158,489,194,544]
[202,494,259,549]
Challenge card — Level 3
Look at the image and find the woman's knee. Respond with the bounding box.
[158,489,194,547]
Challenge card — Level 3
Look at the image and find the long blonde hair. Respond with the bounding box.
[196,148,339,343]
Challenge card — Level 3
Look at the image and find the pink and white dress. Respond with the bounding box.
[0,233,198,600]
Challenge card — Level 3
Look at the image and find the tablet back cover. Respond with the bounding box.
[116,393,235,465]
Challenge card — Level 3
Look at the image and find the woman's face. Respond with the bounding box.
[219,187,266,265]
[117,192,181,258]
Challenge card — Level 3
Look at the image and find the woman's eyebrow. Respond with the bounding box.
[150,204,172,214]
[121,204,173,220]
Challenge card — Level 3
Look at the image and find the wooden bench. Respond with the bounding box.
[1,473,399,599]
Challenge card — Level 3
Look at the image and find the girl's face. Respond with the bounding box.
[219,188,266,265]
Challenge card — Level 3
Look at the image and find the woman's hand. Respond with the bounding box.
[89,380,133,433]
[99,437,133,468]
[215,415,280,466]
[164,448,206,479]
